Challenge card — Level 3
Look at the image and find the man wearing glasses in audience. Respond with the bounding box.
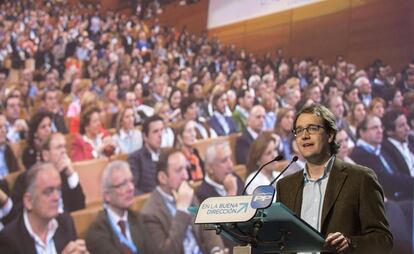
[86,161,149,254]
[277,104,392,253]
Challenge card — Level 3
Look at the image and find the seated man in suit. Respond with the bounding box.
[141,148,225,254]
[195,140,245,251]
[196,140,245,202]
[39,89,68,134]
[235,105,266,165]
[232,88,254,132]
[128,115,164,195]
[86,161,149,254]
[382,110,414,177]
[4,95,29,143]
[208,90,238,136]
[0,162,88,253]
[9,132,85,222]
[278,104,392,253]
[350,114,413,201]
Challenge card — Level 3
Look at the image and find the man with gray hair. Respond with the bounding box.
[196,141,245,250]
[86,161,149,254]
[0,163,88,253]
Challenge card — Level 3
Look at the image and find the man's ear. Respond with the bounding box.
[23,192,33,211]
[158,171,168,186]
[42,150,49,161]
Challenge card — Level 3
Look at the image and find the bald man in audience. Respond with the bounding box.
[235,105,266,165]
[0,163,89,254]
[86,161,150,254]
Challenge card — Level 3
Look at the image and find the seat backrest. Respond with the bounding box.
[71,206,101,239]
[234,164,247,181]
[4,171,22,191]
[74,158,109,206]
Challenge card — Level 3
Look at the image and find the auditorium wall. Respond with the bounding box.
[207,0,414,69]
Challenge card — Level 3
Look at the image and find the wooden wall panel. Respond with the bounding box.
[208,0,414,69]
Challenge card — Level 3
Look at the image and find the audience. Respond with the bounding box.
[113,106,143,154]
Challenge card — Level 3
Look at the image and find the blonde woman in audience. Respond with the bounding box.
[103,83,121,114]
[274,107,295,160]
[154,101,175,147]
[347,101,366,143]
[113,106,143,154]
[336,129,355,164]
[245,132,282,194]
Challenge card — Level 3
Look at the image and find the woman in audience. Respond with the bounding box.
[347,101,366,143]
[368,97,386,119]
[167,87,182,122]
[336,128,355,164]
[71,106,115,161]
[154,101,175,147]
[174,119,204,181]
[274,107,295,160]
[113,106,143,154]
[344,85,360,111]
[384,87,404,112]
[103,83,121,114]
[22,112,53,169]
[245,132,282,194]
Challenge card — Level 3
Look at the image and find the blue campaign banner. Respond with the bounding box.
[251,185,275,209]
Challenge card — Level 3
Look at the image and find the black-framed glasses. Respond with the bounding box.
[292,124,325,137]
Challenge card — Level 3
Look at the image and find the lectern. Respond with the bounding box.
[193,192,328,254]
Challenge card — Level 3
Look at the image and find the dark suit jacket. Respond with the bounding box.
[350,145,413,201]
[195,174,245,203]
[4,144,20,173]
[381,138,414,177]
[235,130,255,165]
[141,189,224,254]
[0,212,77,254]
[127,146,158,195]
[208,115,238,136]
[85,209,149,254]
[6,171,85,223]
[276,159,393,253]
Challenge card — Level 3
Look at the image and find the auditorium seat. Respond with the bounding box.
[192,132,241,163]
[74,158,109,206]
[4,171,21,191]
[234,164,247,181]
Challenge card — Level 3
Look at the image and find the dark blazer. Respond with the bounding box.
[195,173,245,203]
[381,138,414,177]
[6,171,85,223]
[0,212,77,254]
[350,145,413,201]
[127,146,158,195]
[141,189,224,254]
[235,130,255,165]
[85,209,149,254]
[208,114,238,136]
[4,144,20,173]
[52,113,68,134]
[276,159,393,254]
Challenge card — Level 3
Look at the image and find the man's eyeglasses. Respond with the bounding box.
[292,124,325,137]
[110,179,135,190]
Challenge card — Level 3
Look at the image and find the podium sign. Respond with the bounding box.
[195,196,257,224]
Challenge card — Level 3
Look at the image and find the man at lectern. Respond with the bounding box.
[277,104,392,253]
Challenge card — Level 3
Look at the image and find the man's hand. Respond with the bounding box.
[0,188,8,207]
[173,181,194,210]
[56,153,75,176]
[13,119,28,132]
[62,239,89,254]
[223,174,238,196]
[325,232,350,253]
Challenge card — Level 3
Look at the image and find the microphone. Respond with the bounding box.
[269,155,298,186]
[242,155,284,195]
